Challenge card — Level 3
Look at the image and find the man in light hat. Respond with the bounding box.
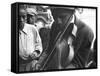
[26,8,38,24]
[19,6,43,72]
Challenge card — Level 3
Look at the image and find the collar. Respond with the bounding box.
[70,15,75,23]
[21,23,33,35]
[70,15,77,37]
[21,23,28,35]
[72,24,77,37]
[21,23,38,35]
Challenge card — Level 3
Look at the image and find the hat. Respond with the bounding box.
[37,13,50,24]
[52,7,75,16]
[26,8,38,15]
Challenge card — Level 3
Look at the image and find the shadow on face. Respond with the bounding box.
[27,14,37,25]
[19,9,27,30]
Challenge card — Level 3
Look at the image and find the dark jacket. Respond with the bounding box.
[72,16,94,68]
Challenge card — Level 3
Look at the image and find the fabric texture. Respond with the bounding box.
[19,23,43,60]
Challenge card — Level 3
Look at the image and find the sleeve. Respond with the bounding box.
[26,28,36,56]
[35,28,43,55]
[27,26,43,59]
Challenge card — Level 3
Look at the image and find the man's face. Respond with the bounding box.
[29,14,37,24]
[19,9,26,30]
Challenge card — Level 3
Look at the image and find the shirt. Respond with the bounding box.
[19,23,43,60]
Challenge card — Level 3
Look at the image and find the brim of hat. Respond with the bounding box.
[37,16,49,24]
[26,8,38,15]
[27,12,37,16]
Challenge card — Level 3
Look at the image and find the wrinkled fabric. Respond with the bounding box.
[19,23,43,60]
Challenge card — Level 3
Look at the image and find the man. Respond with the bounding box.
[19,7,43,71]
[35,7,94,70]
[34,8,76,70]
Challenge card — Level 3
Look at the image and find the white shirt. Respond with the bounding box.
[19,23,43,60]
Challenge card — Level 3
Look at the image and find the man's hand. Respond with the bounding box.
[35,63,41,70]
[31,60,41,71]
[31,60,38,71]
[30,51,40,59]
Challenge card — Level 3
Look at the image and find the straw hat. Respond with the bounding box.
[26,8,38,15]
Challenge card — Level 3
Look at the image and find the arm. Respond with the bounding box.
[35,28,43,56]
[35,30,43,54]
[28,26,43,59]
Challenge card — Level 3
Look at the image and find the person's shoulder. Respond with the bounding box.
[80,20,93,33]
[75,17,92,32]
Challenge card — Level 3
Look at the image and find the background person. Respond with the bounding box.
[19,6,43,71]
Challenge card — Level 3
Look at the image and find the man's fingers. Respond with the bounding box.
[36,64,41,70]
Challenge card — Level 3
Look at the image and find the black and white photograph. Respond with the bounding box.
[11,2,97,73]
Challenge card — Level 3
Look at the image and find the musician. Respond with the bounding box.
[34,8,76,70]
[34,7,94,70]
[19,7,43,71]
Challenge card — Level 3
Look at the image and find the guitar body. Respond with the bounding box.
[43,23,74,70]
